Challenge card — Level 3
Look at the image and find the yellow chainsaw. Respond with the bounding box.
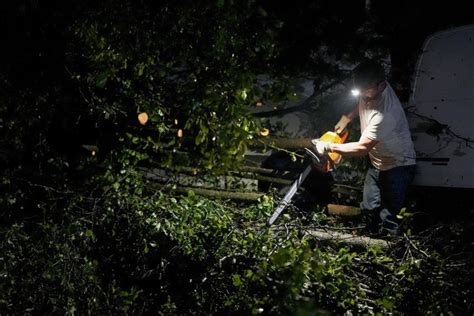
[308,130,348,172]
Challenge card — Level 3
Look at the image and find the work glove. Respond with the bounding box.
[311,139,331,156]
[309,139,332,173]
[334,115,351,134]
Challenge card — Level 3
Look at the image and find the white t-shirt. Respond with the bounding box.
[359,82,416,171]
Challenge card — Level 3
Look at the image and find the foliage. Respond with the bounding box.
[67,0,284,173]
[63,0,391,174]
[2,152,472,314]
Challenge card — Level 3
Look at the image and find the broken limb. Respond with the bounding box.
[304,228,391,249]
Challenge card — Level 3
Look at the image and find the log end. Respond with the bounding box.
[327,204,361,217]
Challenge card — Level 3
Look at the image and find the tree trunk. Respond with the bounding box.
[150,183,265,201]
[250,138,313,150]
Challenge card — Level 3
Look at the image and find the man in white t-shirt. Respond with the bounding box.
[313,60,416,235]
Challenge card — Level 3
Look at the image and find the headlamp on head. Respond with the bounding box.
[351,60,386,98]
[351,89,360,97]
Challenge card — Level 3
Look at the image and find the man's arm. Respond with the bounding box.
[329,135,377,157]
[346,104,359,121]
[335,104,359,133]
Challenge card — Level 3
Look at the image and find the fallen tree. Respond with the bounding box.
[150,182,265,201]
[304,228,390,249]
[150,182,390,249]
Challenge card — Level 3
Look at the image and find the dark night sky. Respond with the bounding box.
[0,0,473,98]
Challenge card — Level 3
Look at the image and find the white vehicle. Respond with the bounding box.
[408,24,474,189]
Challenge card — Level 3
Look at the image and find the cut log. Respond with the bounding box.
[304,229,391,249]
[327,204,361,216]
[253,175,293,185]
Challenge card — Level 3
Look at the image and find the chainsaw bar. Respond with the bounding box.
[268,163,312,225]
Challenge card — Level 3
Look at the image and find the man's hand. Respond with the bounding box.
[311,139,331,155]
[309,139,333,173]
[334,115,351,134]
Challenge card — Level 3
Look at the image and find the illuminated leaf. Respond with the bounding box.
[259,128,269,136]
[138,112,149,125]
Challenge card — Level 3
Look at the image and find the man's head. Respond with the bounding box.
[352,60,386,102]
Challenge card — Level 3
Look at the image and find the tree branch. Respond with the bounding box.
[149,182,265,201]
[304,228,391,249]
[252,77,347,118]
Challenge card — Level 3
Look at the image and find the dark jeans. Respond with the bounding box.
[361,164,416,231]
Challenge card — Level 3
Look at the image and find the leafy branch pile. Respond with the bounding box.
[2,151,472,314]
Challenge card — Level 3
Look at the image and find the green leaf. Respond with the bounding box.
[195,129,207,145]
[232,274,243,287]
[239,89,248,100]
[95,69,112,88]
[379,297,394,310]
